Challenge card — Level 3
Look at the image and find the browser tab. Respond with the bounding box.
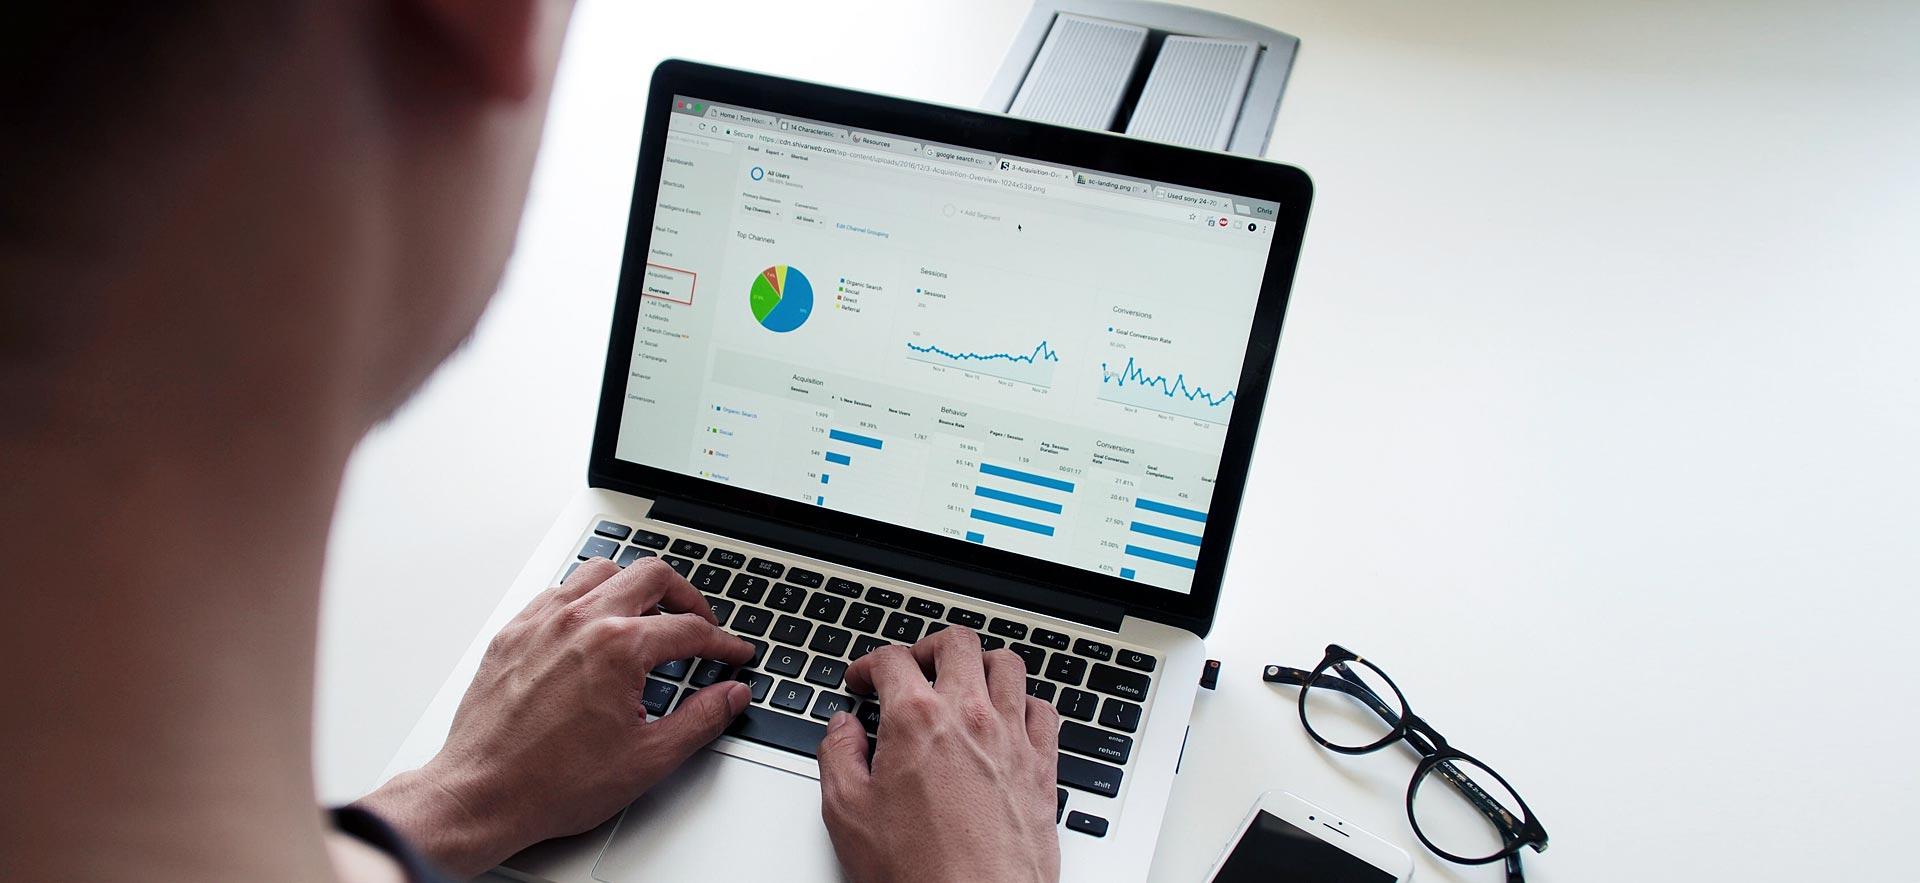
[778,118,850,141]
[712,105,777,129]
[1152,185,1233,211]
[996,157,1074,181]
[1073,171,1152,197]
[924,145,996,169]
[850,131,919,154]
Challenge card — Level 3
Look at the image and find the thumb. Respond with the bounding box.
[816,711,871,813]
[648,680,750,763]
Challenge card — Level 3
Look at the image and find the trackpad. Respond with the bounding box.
[592,749,843,882]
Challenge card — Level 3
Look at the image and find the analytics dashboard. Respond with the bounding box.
[614,96,1280,593]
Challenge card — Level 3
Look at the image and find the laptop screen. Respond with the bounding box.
[612,95,1280,595]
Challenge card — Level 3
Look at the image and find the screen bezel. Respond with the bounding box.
[588,60,1312,637]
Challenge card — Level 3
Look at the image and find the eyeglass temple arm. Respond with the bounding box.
[1266,664,1530,847]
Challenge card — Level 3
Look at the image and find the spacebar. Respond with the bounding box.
[725,706,828,757]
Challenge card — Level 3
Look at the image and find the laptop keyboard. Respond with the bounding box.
[569,517,1156,838]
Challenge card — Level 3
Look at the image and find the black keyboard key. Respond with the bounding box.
[881,612,924,643]
[786,567,824,588]
[708,548,746,568]
[616,545,655,567]
[979,634,1005,652]
[1099,697,1142,733]
[748,558,785,578]
[843,602,884,634]
[1087,663,1150,702]
[809,690,855,721]
[803,593,846,623]
[988,618,1028,640]
[1009,643,1045,676]
[947,607,986,629]
[631,528,669,549]
[805,656,847,688]
[640,678,677,717]
[1059,656,1105,691]
[1057,687,1097,721]
[726,705,828,757]
[741,638,768,668]
[1026,678,1056,701]
[1031,628,1070,651]
[771,615,813,648]
[767,583,806,613]
[808,625,851,657]
[690,659,733,688]
[1057,788,1068,822]
[594,520,633,541]
[1058,754,1124,798]
[579,536,620,561]
[726,573,770,603]
[1059,721,1133,764]
[825,577,863,598]
[733,669,773,702]
[732,606,773,637]
[865,587,904,608]
[562,562,579,581]
[651,658,692,680]
[1116,649,1157,673]
[704,595,734,627]
[765,646,807,678]
[849,635,890,661]
[690,564,730,593]
[926,622,948,636]
[661,555,694,577]
[1065,811,1109,838]
[1073,638,1113,662]
[855,701,882,734]
[906,597,944,618]
[770,679,814,714]
[669,539,707,558]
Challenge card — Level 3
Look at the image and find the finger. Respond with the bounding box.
[982,648,1028,718]
[554,557,619,604]
[1024,695,1060,754]
[910,626,986,698]
[578,557,712,621]
[816,711,872,814]
[645,680,750,765]
[845,644,935,700]
[628,613,752,674]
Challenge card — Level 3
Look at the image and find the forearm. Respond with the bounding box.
[352,761,517,880]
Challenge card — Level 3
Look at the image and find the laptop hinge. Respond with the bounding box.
[646,495,1127,633]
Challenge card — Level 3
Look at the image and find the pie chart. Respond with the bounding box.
[749,264,814,333]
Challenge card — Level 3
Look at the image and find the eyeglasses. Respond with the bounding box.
[1264,645,1549,881]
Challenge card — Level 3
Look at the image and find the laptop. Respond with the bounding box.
[381,60,1311,883]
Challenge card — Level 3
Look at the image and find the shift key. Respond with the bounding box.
[1057,753,1123,798]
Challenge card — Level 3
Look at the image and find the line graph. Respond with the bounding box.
[905,339,1060,387]
[1097,355,1236,424]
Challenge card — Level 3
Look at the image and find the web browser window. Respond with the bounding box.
[615,96,1280,594]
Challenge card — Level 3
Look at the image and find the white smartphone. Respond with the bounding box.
[1204,790,1415,882]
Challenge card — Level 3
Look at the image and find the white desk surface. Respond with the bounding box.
[316,1,1920,880]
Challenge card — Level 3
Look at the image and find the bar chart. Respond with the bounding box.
[964,462,1077,548]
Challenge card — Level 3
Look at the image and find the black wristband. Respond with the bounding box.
[331,805,461,883]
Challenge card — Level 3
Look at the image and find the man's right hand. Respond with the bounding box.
[817,627,1062,883]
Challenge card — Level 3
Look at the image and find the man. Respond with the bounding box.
[0,2,1060,881]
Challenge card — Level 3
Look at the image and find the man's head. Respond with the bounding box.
[0,0,575,452]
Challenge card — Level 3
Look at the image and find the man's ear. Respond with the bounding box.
[405,0,544,100]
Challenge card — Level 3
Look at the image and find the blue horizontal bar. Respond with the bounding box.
[965,531,985,543]
[824,452,851,466]
[979,463,1075,493]
[974,485,1064,514]
[1120,568,1136,580]
[969,508,1056,536]
[829,429,883,449]
[1135,497,1206,522]
[1129,521,1202,546]
[1124,544,1197,569]
[821,474,829,484]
